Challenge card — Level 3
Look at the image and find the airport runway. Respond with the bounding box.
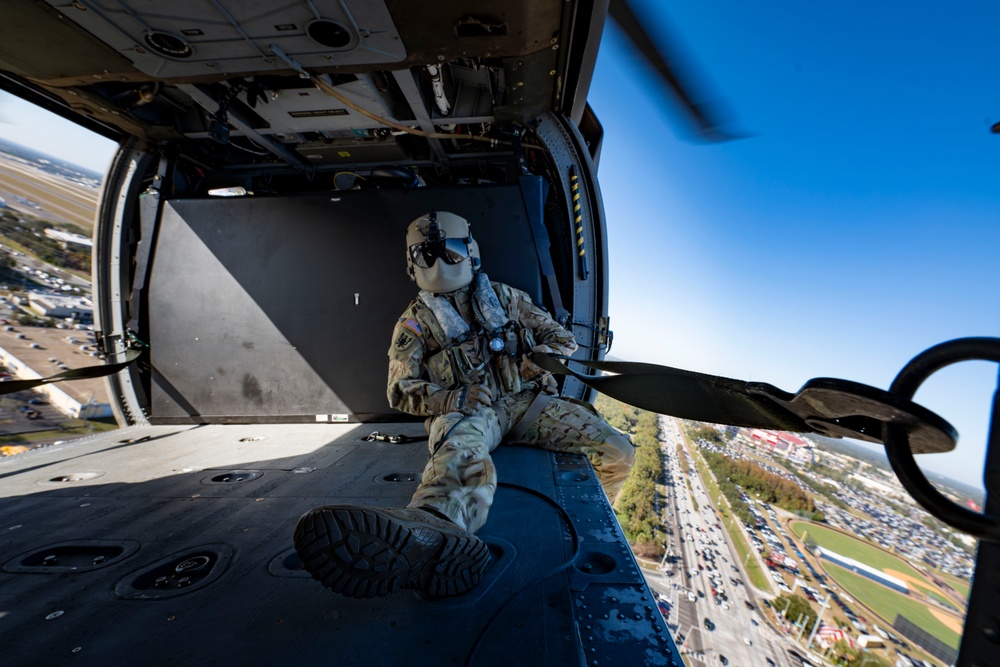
[0,154,99,229]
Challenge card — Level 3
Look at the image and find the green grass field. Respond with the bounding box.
[823,562,961,650]
[0,419,118,447]
[789,521,939,597]
[923,588,960,612]
[937,572,971,600]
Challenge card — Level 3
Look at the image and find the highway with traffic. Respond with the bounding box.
[642,417,819,667]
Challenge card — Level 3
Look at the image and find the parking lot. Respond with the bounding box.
[0,319,110,436]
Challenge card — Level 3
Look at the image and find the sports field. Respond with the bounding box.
[937,571,971,600]
[789,521,939,597]
[790,520,965,652]
[824,562,961,650]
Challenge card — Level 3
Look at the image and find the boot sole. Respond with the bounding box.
[294,506,489,598]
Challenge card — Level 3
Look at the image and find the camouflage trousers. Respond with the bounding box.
[407,388,635,533]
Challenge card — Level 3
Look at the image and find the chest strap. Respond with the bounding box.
[417,273,511,347]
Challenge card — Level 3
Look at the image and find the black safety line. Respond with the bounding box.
[126,156,168,333]
[518,175,570,324]
[534,352,811,432]
[533,352,957,454]
[883,337,1000,542]
[0,349,142,396]
[463,481,582,667]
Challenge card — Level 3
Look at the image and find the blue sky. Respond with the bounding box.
[0,2,996,491]
[0,93,116,174]
[592,1,1000,490]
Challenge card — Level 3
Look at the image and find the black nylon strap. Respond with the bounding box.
[506,390,553,443]
[536,353,959,453]
[519,175,569,324]
[0,349,142,396]
[534,353,812,432]
[126,170,164,333]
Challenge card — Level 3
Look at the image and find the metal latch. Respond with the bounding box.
[365,431,424,444]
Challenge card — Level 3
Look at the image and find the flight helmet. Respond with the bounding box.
[405,211,480,293]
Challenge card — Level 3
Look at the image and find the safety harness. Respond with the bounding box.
[417,272,509,343]
[416,273,532,394]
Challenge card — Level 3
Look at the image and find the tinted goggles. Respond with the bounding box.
[408,237,471,268]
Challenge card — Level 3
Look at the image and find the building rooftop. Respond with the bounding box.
[44,228,93,247]
[28,292,93,310]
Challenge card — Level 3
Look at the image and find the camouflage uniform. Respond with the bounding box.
[387,278,635,533]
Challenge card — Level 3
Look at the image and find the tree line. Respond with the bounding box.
[595,393,664,558]
[701,449,818,518]
[701,450,756,526]
[0,213,91,272]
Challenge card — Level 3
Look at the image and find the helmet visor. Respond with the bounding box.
[408,237,471,269]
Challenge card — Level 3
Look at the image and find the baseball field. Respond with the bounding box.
[789,521,964,650]
[823,562,960,650]
[937,571,971,600]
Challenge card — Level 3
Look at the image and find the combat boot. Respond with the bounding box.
[294,505,490,598]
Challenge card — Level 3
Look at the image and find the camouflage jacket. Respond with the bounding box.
[387,280,577,416]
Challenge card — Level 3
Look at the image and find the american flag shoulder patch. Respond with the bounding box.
[400,318,423,336]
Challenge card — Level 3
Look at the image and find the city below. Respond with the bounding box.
[636,415,971,667]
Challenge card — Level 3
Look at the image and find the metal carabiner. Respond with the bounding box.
[366,431,409,444]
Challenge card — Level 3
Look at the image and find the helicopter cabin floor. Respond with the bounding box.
[0,422,679,666]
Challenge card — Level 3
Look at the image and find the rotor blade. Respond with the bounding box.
[609,0,735,141]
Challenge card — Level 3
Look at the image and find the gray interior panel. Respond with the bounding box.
[149,184,544,423]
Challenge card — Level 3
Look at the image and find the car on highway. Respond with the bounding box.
[743,636,752,646]
[719,656,728,665]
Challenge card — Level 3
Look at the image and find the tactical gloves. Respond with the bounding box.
[521,345,553,381]
[429,342,560,416]
[442,385,494,415]
[522,345,559,394]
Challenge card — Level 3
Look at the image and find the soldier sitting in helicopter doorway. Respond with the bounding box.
[295,211,635,598]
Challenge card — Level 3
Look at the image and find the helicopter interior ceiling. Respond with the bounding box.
[0,1,608,423]
[2,0,578,176]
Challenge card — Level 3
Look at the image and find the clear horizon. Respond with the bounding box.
[0,136,105,178]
